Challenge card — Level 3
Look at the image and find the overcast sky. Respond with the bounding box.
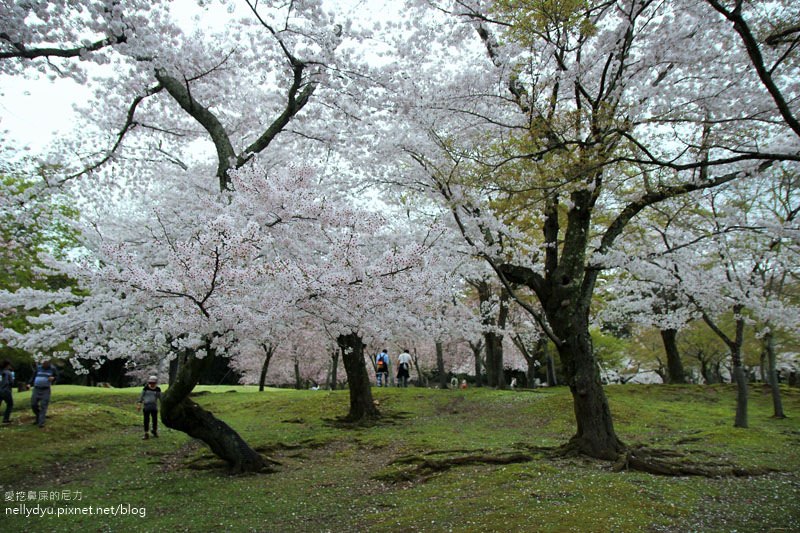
[0,0,391,161]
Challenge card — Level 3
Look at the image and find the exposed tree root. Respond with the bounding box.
[612,445,779,477]
[324,414,383,429]
[375,442,780,482]
[375,450,534,483]
[324,410,412,429]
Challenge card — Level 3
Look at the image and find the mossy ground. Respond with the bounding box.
[0,384,798,532]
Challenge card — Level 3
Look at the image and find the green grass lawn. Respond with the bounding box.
[1,384,798,532]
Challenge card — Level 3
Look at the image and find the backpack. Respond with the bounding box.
[376,355,387,372]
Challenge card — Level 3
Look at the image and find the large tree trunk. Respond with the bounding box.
[551,311,625,460]
[161,346,268,473]
[258,343,274,392]
[435,341,448,389]
[496,186,627,460]
[337,333,379,421]
[660,328,686,384]
[763,330,786,418]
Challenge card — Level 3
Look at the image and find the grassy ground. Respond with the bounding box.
[0,383,798,532]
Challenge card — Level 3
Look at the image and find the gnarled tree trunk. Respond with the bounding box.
[337,332,380,421]
[161,346,268,473]
[550,304,625,460]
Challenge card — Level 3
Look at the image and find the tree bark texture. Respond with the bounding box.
[499,188,625,460]
[732,365,749,428]
[545,352,557,387]
[551,309,625,460]
[258,343,274,392]
[702,310,748,428]
[478,281,507,389]
[337,333,380,421]
[659,329,687,384]
[763,331,786,418]
[161,347,267,473]
[329,349,340,390]
[470,341,483,387]
[293,358,302,390]
[436,341,447,389]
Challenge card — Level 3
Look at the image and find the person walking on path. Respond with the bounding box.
[375,349,390,387]
[136,375,162,440]
[30,359,57,428]
[396,349,412,388]
[1,360,14,424]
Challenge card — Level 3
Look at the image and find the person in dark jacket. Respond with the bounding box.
[136,376,162,440]
[30,360,57,428]
[1,360,14,424]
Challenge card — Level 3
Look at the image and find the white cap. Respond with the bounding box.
[148,375,158,382]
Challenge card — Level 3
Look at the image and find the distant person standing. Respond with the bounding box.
[1,360,14,424]
[375,349,390,387]
[30,359,57,428]
[136,376,162,440]
[396,349,412,388]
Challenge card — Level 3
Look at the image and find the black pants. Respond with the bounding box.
[143,408,158,434]
[0,390,12,422]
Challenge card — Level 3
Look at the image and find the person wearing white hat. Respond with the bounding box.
[136,376,162,440]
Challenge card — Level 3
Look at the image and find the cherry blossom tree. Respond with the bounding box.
[382,0,800,462]
[604,170,799,424]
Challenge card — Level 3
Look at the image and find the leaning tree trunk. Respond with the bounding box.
[763,330,786,419]
[337,332,380,421]
[161,347,268,473]
[258,343,274,392]
[703,309,748,428]
[659,328,686,384]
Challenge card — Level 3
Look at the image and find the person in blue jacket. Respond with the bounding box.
[375,349,390,387]
[29,359,57,428]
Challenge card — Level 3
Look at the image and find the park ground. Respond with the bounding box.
[0,383,798,532]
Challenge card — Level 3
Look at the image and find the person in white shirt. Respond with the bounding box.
[396,349,413,388]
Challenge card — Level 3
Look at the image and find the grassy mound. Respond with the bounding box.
[0,384,798,531]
